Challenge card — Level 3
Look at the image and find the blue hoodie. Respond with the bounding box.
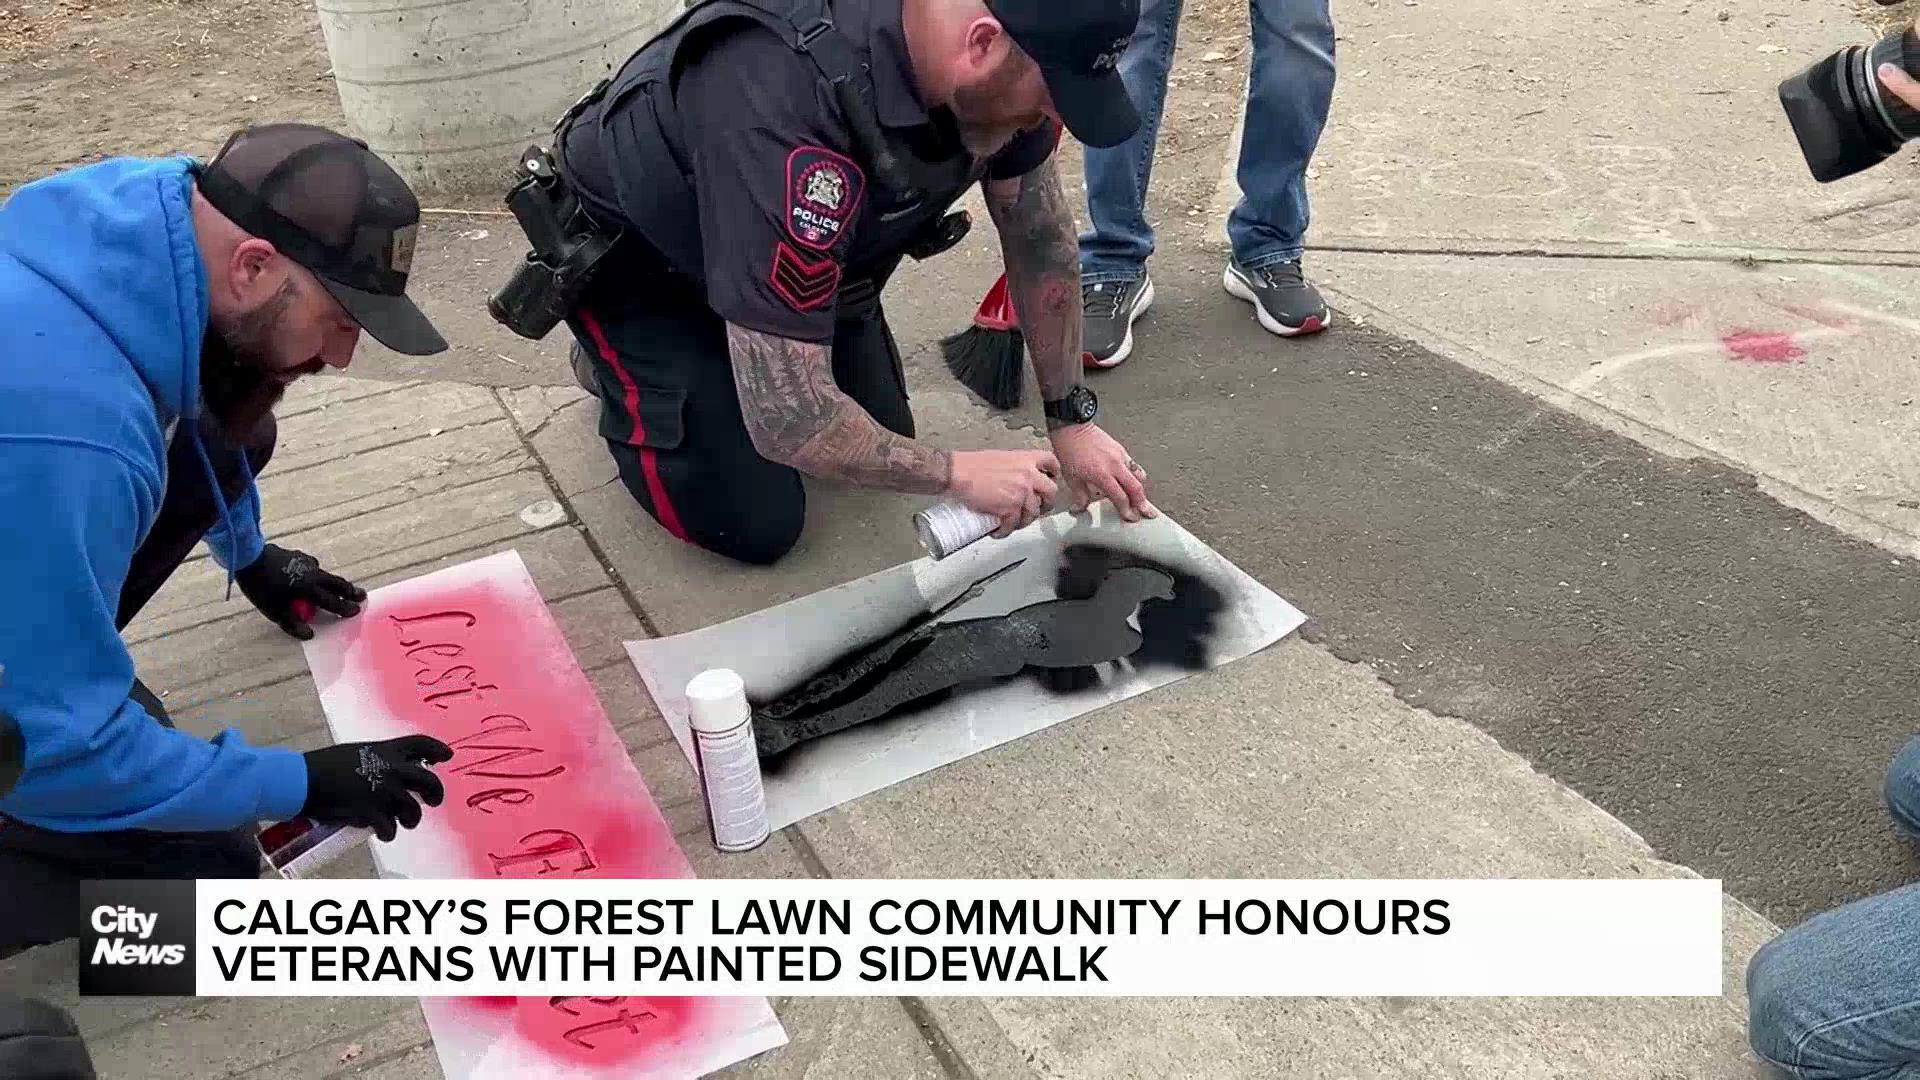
[0,156,308,833]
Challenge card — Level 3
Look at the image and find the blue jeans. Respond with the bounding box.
[1746,736,1920,1079]
[1079,0,1335,284]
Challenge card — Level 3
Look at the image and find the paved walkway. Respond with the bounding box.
[0,358,1774,1078]
[20,1,1920,1074]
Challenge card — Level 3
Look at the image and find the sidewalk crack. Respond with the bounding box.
[326,1036,436,1077]
[786,828,982,1080]
[491,387,665,640]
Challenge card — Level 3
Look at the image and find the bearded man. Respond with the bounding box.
[0,124,456,954]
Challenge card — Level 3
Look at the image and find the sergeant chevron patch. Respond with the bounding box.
[769,240,841,312]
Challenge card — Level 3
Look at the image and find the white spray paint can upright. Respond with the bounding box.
[686,669,772,852]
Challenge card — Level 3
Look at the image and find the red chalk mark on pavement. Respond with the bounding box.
[329,554,779,1075]
[1722,330,1805,364]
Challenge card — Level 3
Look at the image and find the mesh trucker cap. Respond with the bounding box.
[195,124,447,356]
[986,0,1143,149]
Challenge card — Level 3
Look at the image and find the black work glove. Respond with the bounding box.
[300,736,453,842]
[236,544,366,640]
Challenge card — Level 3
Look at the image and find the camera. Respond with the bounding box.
[1779,19,1920,182]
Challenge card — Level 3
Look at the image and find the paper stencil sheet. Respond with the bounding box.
[626,511,1307,829]
[303,550,787,1079]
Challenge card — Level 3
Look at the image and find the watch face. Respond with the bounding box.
[1048,386,1097,424]
[1070,388,1097,422]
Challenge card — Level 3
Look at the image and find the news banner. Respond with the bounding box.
[77,879,1724,998]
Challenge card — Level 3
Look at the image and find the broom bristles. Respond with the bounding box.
[940,324,1026,410]
[942,272,1026,410]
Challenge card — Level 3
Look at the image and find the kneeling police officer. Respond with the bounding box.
[491,0,1158,565]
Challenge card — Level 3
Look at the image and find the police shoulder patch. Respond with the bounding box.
[784,146,865,251]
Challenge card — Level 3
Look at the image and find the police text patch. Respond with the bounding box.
[785,146,864,251]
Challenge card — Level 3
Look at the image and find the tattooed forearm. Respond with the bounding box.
[985,157,1083,411]
[726,324,953,494]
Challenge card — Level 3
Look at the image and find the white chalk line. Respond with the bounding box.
[1569,326,1857,394]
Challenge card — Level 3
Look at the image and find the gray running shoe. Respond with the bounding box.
[1223,258,1330,337]
[1081,274,1155,368]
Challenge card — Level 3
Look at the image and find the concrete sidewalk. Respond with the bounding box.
[19,0,1904,1067]
[0,360,1774,1078]
[1253,0,1920,558]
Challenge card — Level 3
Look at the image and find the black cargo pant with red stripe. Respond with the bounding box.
[567,258,913,566]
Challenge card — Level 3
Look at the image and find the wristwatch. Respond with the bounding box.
[1043,385,1098,427]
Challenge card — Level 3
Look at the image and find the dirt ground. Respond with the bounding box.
[0,0,1251,204]
[0,0,340,194]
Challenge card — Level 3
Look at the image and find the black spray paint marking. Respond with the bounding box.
[750,543,1229,764]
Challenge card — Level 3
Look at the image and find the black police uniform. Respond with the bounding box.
[550,0,1060,566]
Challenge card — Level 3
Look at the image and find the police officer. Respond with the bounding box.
[526,0,1158,565]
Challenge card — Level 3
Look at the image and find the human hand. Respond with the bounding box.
[948,448,1061,537]
[1048,423,1158,522]
[236,544,366,640]
[300,735,453,842]
[1879,62,1920,112]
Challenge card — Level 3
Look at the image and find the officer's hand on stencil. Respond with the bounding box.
[948,448,1061,538]
[1048,423,1159,524]
[236,544,366,640]
[301,736,453,842]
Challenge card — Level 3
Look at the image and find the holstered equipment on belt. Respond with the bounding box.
[486,147,620,340]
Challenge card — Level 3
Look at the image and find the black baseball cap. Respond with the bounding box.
[987,0,1142,149]
[195,123,447,356]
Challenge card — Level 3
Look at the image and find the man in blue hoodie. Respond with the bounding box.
[0,124,458,953]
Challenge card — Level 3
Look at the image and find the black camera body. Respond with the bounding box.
[1780,22,1920,182]
[486,146,619,341]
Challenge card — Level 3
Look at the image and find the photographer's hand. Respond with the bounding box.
[1878,63,1920,111]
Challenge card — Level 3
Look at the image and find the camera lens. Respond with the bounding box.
[1779,27,1920,182]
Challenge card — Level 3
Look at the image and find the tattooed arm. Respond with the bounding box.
[727,324,1064,528]
[982,156,1083,414]
[726,324,951,493]
[981,155,1158,523]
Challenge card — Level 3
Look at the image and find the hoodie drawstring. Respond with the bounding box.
[186,420,243,600]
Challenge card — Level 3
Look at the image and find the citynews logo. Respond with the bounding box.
[78,880,197,997]
[90,906,185,966]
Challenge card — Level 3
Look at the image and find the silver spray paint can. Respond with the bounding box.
[913,501,1001,560]
[686,668,772,852]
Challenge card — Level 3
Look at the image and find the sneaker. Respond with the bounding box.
[1223,258,1330,337]
[1081,274,1155,368]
